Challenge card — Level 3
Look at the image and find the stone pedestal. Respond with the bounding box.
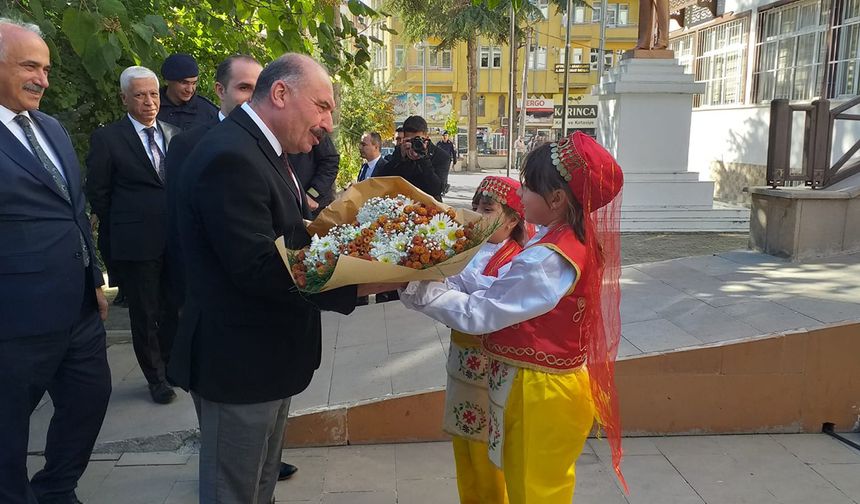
[596,56,749,231]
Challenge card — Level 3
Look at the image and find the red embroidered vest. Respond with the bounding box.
[451,239,523,348]
[482,225,591,373]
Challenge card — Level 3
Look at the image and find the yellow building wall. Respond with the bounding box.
[367,0,639,142]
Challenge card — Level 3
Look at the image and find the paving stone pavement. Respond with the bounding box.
[26,435,860,503]
[27,169,860,502]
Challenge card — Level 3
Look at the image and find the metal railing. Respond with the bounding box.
[766,96,860,189]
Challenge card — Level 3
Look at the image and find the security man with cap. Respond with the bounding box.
[158,53,219,131]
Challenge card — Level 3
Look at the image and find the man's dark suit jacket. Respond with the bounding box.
[288,134,339,212]
[164,121,217,303]
[375,141,449,200]
[167,106,357,404]
[0,110,102,339]
[358,156,388,182]
[85,116,179,261]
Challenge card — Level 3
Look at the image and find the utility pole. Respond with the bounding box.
[506,4,517,176]
[597,0,608,79]
[518,27,531,143]
[561,0,573,136]
[421,41,428,117]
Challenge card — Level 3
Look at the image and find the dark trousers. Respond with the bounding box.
[117,256,178,385]
[0,285,111,504]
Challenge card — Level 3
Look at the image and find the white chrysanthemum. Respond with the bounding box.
[426,214,462,248]
[370,242,406,264]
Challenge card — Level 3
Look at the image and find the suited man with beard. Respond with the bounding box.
[85,66,181,405]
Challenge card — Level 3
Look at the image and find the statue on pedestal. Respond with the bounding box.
[636,0,670,50]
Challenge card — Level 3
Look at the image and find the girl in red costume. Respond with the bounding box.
[444,176,530,504]
[401,132,626,503]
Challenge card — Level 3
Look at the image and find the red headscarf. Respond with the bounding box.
[551,131,626,491]
[474,176,536,238]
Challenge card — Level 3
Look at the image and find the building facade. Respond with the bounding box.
[364,0,639,153]
[669,0,860,203]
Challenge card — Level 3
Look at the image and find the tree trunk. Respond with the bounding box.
[467,36,479,172]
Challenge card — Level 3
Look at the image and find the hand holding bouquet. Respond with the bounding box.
[276,177,497,293]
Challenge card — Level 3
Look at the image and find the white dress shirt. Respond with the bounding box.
[240,102,301,196]
[364,154,382,179]
[400,227,577,335]
[0,104,67,181]
[127,114,165,169]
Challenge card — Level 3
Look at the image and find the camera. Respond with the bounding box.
[409,136,428,158]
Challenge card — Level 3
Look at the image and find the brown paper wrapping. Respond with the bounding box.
[275,177,488,292]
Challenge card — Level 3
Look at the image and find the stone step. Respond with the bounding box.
[621,206,750,232]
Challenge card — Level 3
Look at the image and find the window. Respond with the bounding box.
[588,48,617,70]
[460,94,468,116]
[478,95,486,116]
[697,18,749,106]
[560,47,585,65]
[394,45,405,68]
[416,45,425,67]
[498,95,506,120]
[573,5,586,23]
[530,46,547,70]
[754,0,829,102]
[606,3,629,26]
[829,0,860,96]
[428,46,453,69]
[669,33,695,74]
[493,47,502,68]
[592,4,601,23]
[373,46,386,69]
[480,46,503,68]
[531,0,549,18]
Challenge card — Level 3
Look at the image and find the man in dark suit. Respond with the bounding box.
[168,53,387,503]
[288,133,339,217]
[165,54,262,308]
[163,53,301,484]
[85,66,180,405]
[0,19,111,504]
[357,131,386,182]
[376,115,449,201]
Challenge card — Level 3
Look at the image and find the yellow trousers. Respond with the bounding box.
[502,366,594,504]
[452,437,509,504]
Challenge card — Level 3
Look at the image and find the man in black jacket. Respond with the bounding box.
[435,130,457,194]
[164,54,262,307]
[288,133,339,217]
[168,53,387,503]
[375,115,448,201]
[85,65,180,405]
[157,54,219,131]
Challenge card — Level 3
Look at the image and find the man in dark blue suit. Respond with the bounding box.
[85,66,181,405]
[0,19,111,504]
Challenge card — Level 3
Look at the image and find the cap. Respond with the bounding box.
[475,176,526,220]
[161,54,199,81]
[550,132,623,211]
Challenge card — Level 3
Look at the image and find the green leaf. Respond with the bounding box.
[30,0,45,21]
[354,48,370,66]
[144,15,169,36]
[98,0,128,23]
[81,35,110,80]
[347,0,365,16]
[131,22,155,42]
[62,8,101,56]
[369,35,384,46]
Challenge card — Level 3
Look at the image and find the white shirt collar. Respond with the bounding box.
[218,111,226,122]
[366,154,381,168]
[0,104,30,127]
[127,114,156,133]
[241,102,282,156]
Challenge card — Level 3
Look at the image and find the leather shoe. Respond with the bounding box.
[148,382,176,404]
[278,462,298,481]
[112,290,127,307]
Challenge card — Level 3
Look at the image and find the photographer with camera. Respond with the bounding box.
[376,116,448,201]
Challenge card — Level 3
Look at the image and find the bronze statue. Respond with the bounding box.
[636,0,670,50]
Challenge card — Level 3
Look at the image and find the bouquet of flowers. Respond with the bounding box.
[276,177,496,293]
